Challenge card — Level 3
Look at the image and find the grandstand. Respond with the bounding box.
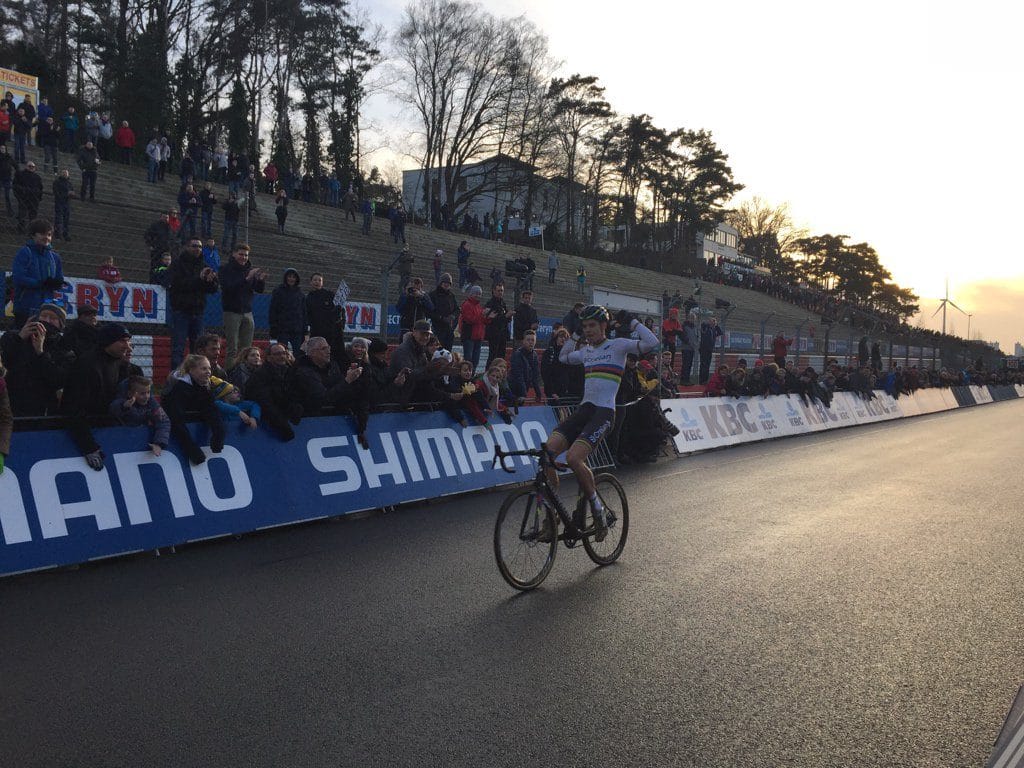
[1,144,863,361]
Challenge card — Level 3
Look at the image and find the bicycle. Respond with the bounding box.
[491,443,630,591]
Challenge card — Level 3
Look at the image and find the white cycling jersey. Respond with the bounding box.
[559,320,660,409]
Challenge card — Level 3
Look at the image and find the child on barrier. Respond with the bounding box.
[464,359,515,428]
[0,353,12,474]
[109,375,170,456]
[436,352,472,428]
[210,376,260,429]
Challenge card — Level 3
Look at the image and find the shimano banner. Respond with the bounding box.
[0,407,559,577]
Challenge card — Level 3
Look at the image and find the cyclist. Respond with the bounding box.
[542,304,659,541]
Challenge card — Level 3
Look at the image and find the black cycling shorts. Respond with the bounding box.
[551,403,616,449]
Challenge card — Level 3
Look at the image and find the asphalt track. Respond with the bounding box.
[3,399,1024,768]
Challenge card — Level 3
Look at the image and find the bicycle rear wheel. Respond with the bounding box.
[494,489,558,591]
[583,474,629,566]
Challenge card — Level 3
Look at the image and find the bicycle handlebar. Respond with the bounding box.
[491,443,547,474]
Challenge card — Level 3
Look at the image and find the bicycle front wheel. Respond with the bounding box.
[494,489,558,591]
[583,474,629,566]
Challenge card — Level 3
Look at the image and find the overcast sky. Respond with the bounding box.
[364,0,1023,350]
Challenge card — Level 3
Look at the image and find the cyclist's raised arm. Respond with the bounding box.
[632,318,660,354]
[559,336,584,365]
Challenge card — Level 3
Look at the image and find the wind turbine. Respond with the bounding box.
[931,277,967,336]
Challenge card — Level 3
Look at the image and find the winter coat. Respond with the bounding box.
[161,375,226,465]
[541,343,572,400]
[428,287,460,338]
[397,290,434,332]
[699,322,723,353]
[680,321,699,352]
[292,355,346,413]
[0,328,75,416]
[227,362,258,396]
[508,346,542,400]
[662,309,682,347]
[11,239,64,317]
[772,336,792,358]
[77,145,100,172]
[305,288,341,340]
[63,318,99,358]
[460,297,487,342]
[484,296,510,341]
[61,349,142,420]
[512,303,538,340]
[13,168,43,205]
[0,377,12,457]
[269,270,307,337]
[109,393,171,448]
[52,176,73,203]
[219,258,265,315]
[167,249,219,316]
[115,126,135,148]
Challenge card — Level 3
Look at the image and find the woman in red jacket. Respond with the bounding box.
[704,364,729,397]
[114,121,136,165]
[459,284,488,370]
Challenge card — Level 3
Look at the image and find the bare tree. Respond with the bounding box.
[726,197,808,270]
[393,0,512,222]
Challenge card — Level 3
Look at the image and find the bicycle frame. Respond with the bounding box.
[492,444,597,541]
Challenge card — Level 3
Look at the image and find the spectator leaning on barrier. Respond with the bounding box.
[167,236,219,369]
[210,376,260,430]
[0,302,74,417]
[227,346,262,396]
[109,375,170,456]
[429,273,459,352]
[387,319,443,404]
[219,244,267,362]
[365,336,407,404]
[61,324,141,470]
[195,333,228,380]
[245,342,304,441]
[11,218,64,329]
[162,354,226,465]
[292,336,349,414]
[0,354,11,475]
[269,268,307,355]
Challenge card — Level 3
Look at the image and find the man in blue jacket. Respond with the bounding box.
[508,330,544,404]
[11,219,64,329]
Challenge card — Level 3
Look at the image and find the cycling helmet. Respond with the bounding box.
[579,304,610,323]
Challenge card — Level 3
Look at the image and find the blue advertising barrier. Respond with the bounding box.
[0,406,560,577]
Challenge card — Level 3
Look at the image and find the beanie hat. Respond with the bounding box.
[38,302,67,328]
[439,272,453,284]
[209,376,236,401]
[368,337,388,356]
[97,323,131,348]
